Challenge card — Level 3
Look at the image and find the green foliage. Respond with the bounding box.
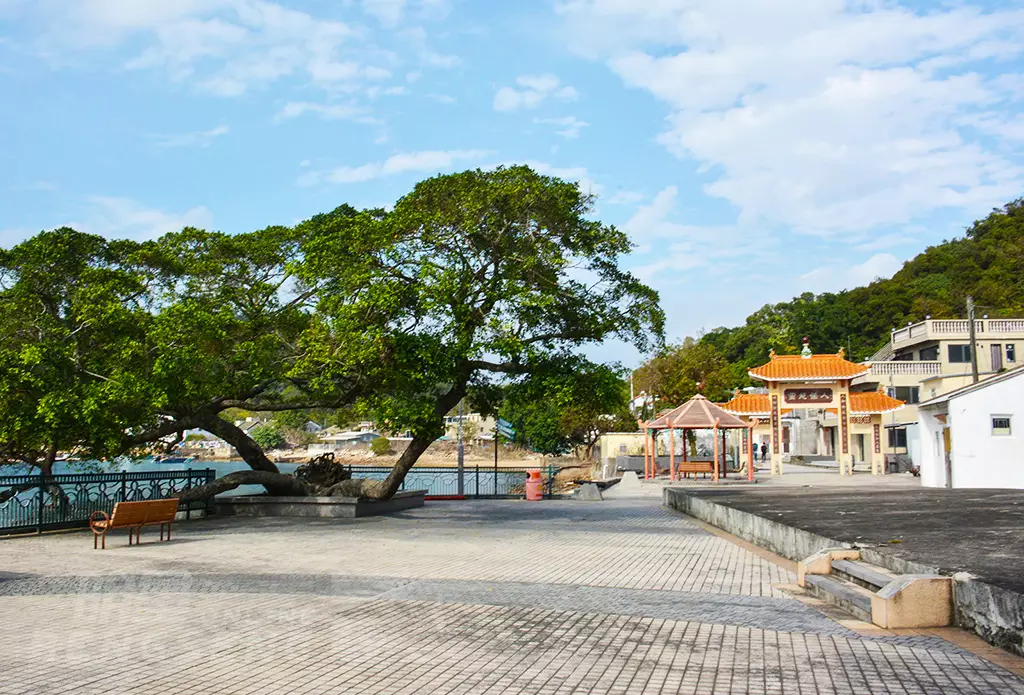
[251,424,287,451]
[298,165,664,441]
[633,338,733,407]
[0,229,155,468]
[683,199,1024,385]
[501,358,634,456]
[0,166,663,499]
[370,436,393,456]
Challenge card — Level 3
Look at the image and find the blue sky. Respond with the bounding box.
[1,0,1023,366]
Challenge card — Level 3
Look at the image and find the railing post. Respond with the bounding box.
[37,473,45,534]
[475,465,479,499]
[205,469,215,517]
[120,470,127,502]
[185,469,192,520]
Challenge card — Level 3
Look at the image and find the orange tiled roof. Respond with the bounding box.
[748,352,868,382]
[850,392,904,414]
[720,393,769,415]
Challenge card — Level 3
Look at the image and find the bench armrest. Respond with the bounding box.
[89,510,110,533]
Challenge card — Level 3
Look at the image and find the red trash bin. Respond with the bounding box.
[525,470,544,501]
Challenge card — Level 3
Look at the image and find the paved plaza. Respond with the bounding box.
[1,495,1023,694]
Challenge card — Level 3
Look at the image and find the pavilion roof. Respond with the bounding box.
[749,350,868,382]
[720,393,769,416]
[646,394,749,430]
[850,392,904,414]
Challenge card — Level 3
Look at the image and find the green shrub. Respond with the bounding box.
[370,436,393,456]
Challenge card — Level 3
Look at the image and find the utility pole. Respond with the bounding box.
[967,296,979,384]
[457,399,465,496]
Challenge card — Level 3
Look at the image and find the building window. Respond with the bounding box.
[893,352,914,361]
[887,427,908,448]
[1008,344,1017,363]
[891,386,920,404]
[948,344,972,363]
[992,416,1012,436]
[919,345,939,361]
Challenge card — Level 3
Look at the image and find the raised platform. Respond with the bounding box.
[664,486,1024,656]
[218,490,426,518]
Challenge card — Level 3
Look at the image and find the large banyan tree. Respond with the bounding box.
[0,166,664,500]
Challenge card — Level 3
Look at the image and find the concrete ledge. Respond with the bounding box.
[664,487,1024,657]
[872,575,954,629]
[218,490,426,518]
[664,487,852,562]
[797,548,860,587]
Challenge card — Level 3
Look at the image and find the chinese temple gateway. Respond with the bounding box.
[721,341,904,476]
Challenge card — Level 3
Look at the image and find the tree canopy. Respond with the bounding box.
[0,166,664,500]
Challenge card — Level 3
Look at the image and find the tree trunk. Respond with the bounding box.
[195,415,298,496]
[174,470,310,504]
[326,435,434,499]
[197,416,281,474]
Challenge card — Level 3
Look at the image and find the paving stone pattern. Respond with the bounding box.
[0,499,1022,694]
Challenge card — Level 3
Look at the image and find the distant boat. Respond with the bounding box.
[153,455,195,464]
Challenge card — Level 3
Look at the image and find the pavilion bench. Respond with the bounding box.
[677,461,715,478]
[89,499,179,549]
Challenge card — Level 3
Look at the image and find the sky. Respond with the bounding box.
[1,0,1023,366]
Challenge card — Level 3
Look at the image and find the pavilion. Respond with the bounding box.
[720,340,904,476]
[641,395,755,482]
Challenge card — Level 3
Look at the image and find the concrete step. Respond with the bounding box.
[831,559,898,592]
[803,574,874,622]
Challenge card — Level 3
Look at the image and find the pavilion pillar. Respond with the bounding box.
[712,424,721,482]
[669,427,676,482]
[747,423,755,481]
[769,385,783,476]
[871,418,883,476]
[839,387,852,476]
[643,427,651,481]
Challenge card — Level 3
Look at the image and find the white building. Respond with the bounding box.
[853,316,1024,465]
[917,365,1024,489]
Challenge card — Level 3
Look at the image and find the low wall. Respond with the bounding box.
[663,488,1024,657]
[218,490,426,519]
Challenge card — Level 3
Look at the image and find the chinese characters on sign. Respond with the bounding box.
[771,395,780,453]
[840,394,849,454]
[873,423,881,454]
[783,388,833,404]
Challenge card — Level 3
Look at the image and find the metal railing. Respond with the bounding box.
[0,469,215,536]
[348,466,558,499]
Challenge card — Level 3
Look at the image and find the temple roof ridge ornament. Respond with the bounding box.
[800,337,812,359]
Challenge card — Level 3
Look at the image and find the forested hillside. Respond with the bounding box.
[635,198,1024,404]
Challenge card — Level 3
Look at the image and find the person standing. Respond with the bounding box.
[760,442,768,464]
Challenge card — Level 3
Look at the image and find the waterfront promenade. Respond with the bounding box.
[1,493,1022,694]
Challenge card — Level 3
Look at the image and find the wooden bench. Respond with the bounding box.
[677,461,715,478]
[89,499,179,549]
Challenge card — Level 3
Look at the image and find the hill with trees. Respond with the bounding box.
[635,198,1024,405]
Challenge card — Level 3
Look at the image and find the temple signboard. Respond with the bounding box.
[783,388,833,404]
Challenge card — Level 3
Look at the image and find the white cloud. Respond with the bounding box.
[515,160,602,196]
[493,74,578,112]
[607,190,645,205]
[15,0,401,98]
[558,1,1024,238]
[623,186,777,278]
[275,102,379,123]
[362,0,406,28]
[427,93,456,104]
[77,196,214,240]
[801,253,903,293]
[298,149,491,186]
[534,115,589,139]
[152,124,229,148]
